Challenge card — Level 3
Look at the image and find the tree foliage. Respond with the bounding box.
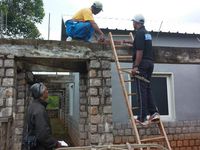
[0,0,45,39]
[47,96,59,109]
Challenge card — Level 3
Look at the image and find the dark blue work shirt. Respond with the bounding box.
[132,26,154,61]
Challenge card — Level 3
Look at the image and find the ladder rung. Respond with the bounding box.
[113,41,122,45]
[119,68,132,70]
[120,69,131,74]
[128,93,136,96]
[115,45,132,48]
[118,56,132,59]
[124,79,134,82]
[151,120,160,124]
[119,68,133,73]
[141,136,165,142]
[112,34,132,37]
[115,45,124,48]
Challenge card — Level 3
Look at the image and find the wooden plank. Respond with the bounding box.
[56,143,168,150]
[141,136,165,142]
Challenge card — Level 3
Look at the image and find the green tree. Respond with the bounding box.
[47,96,59,109]
[0,0,45,39]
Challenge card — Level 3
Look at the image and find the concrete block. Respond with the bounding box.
[103,106,112,114]
[1,107,12,116]
[6,97,13,106]
[17,92,25,99]
[17,106,24,113]
[90,124,97,133]
[90,115,101,124]
[102,60,111,69]
[0,68,5,76]
[89,60,100,68]
[2,78,14,86]
[15,127,23,135]
[89,106,98,115]
[4,59,14,67]
[5,87,14,97]
[89,69,96,77]
[80,112,87,118]
[89,96,99,106]
[106,78,111,86]
[0,59,3,67]
[89,78,101,86]
[114,136,122,144]
[103,70,111,77]
[105,133,113,143]
[89,88,98,96]
[16,99,25,106]
[15,113,24,120]
[90,134,99,144]
[0,98,4,106]
[98,124,104,133]
[6,68,14,77]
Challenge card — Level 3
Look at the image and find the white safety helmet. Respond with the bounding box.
[132,14,145,24]
[92,1,103,10]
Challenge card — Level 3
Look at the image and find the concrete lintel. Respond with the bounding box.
[0,39,112,59]
[0,39,199,64]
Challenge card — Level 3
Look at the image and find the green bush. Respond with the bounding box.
[47,96,59,109]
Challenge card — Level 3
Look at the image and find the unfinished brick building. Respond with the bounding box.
[0,39,200,150]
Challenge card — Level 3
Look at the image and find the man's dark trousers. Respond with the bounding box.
[135,59,158,122]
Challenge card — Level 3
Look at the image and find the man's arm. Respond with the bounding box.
[132,50,143,76]
[89,20,105,41]
[134,50,143,67]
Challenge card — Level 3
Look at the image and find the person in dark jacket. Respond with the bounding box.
[131,14,160,126]
[25,82,61,150]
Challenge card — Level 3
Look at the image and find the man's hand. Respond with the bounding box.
[131,67,138,76]
[98,33,105,42]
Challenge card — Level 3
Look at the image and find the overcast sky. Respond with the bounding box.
[37,0,200,40]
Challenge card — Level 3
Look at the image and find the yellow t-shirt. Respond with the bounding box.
[72,8,94,22]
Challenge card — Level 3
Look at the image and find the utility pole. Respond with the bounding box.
[0,0,4,38]
[48,13,50,40]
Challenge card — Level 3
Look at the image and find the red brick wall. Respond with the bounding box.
[113,120,200,149]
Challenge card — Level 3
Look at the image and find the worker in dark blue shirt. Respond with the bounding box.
[131,14,160,126]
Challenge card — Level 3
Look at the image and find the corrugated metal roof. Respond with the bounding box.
[63,15,200,35]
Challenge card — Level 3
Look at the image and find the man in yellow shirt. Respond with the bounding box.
[65,1,105,42]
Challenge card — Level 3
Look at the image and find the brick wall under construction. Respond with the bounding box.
[0,40,200,150]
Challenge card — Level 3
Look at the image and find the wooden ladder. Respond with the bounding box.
[109,32,172,150]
